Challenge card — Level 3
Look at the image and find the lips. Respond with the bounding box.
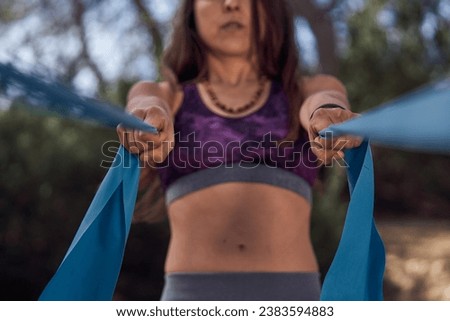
[221,21,245,30]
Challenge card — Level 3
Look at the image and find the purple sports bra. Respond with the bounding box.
[156,81,318,197]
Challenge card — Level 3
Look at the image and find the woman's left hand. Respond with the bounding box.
[308,107,362,166]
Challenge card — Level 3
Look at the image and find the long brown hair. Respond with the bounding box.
[163,0,304,142]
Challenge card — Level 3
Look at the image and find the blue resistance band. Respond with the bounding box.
[39,147,141,300]
[0,63,157,133]
[320,142,385,300]
[325,77,450,154]
[319,77,449,300]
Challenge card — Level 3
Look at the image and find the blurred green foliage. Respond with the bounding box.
[0,106,116,299]
[339,0,450,221]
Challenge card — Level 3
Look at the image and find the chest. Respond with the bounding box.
[173,91,290,146]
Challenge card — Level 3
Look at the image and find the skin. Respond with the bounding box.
[117,0,361,273]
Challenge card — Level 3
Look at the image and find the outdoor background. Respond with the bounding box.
[0,0,449,301]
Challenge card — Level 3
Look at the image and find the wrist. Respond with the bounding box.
[127,96,171,116]
[309,103,347,120]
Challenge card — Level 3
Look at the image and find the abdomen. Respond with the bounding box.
[164,182,319,273]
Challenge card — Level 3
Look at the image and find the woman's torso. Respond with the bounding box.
[157,81,319,273]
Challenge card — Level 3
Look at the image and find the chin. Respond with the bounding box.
[222,49,251,57]
[214,44,251,57]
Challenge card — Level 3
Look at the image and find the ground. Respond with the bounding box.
[377,218,450,300]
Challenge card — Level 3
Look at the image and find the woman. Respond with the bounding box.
[117,0,360,300]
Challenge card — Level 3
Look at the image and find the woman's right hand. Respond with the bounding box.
[117,105,175,165]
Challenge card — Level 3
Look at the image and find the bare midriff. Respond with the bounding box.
[164,182,319,273]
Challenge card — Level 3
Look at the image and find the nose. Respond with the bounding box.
[224,0,240,12]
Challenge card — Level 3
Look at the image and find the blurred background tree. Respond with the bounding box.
[0,0,449,300]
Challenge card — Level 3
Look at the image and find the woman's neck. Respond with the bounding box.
[206,54,259,86]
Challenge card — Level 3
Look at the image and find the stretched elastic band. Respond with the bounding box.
[39,147,141,300]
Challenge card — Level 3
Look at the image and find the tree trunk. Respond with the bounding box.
[288,0,339,75]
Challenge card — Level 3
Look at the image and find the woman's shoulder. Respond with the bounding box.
[128,80,184,113]
[300,74,347,97]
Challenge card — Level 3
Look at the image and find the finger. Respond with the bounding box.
[331,135,364,150]
[330,137,350,152]
[140,148,164,165]
[116,125,127,147]
[311,140,334,165]
[309,108,359,138]
[311,143,348,166]
[157,138,175,162]
[118,126,139,154]
[137,131,163,151]
[117,125,138,153]
[342,135,363,149]
[130,108,146,119]
[309,113,334,137]
[140,152,156,167]
[132,128,148,154]
[311,147,338,166]
[310,145,326,166]
[311,135,335,151]
[129,108,157,148]
[141,113,167,139]
[135,117,167,152]
[316,133,362,152]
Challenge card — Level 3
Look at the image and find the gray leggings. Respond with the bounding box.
[160,272,321,301]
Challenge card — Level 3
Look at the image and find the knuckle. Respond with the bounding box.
[131,109,145,119]
[152,152,165,163]
[129,146,140,154]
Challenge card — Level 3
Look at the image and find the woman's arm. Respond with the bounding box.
[299,74,350,126]
[126,81,175,115]
[299,75,361,166]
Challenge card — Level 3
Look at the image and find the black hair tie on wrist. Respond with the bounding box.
[309,103,346,120]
